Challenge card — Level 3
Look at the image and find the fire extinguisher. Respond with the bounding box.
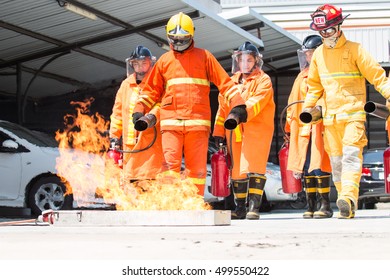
[278,141,302,193]
[106,141,123,168]
[211,144,231,197]
[384,146,390,194]
[278,100,304,194]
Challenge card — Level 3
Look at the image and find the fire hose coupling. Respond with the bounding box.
[132,113,157,131]
[224,105,248,130]
[37,209,55,224]
[299,105,322,124]
[364,101,390,120]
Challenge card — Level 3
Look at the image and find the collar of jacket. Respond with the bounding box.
[125,73,144,87]
[231,68,262,83]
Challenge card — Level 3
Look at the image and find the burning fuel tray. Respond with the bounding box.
[51,210,231,226]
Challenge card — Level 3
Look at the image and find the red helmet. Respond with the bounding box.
[310,4,350,31]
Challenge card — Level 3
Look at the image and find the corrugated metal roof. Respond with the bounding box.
[221,0,390,65]
[0,0,268,99]
[219,7,301,72]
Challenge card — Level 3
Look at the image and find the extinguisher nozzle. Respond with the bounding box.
[134,119,148,131]
[224,113,240,130]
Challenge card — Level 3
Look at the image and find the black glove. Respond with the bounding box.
[214,136,225,146]
[229,105,248,123]
[132,112,144,125]
[109,137,121,150]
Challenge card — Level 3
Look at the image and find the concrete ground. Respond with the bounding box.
[0,203,389,260]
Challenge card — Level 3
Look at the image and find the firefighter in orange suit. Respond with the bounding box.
[213,42,275,220]
[285,35,332,219]
[132,12,247,196]
[304,4,390,219]
[109,46,164,181]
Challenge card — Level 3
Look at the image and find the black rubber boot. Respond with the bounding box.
[231,179,248,220]
[246,175,266,220]
[313,175,333,219]
[302,176,317,219]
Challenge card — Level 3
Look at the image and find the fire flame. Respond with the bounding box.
[55,98,211,210]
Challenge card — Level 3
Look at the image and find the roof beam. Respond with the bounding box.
[0,20,125,68]
[63,0,186,48]
[0,11,199,69]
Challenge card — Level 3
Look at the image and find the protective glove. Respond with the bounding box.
[213,136,225,147]
[109,137,122,150]
[229,104,248,123]
[132,112,144,125]
[293,172,302,180]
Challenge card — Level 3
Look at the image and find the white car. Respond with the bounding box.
[0,120,72,215]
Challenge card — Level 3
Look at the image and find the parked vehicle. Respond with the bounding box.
[359,148,390,209]
[0,120,73,215]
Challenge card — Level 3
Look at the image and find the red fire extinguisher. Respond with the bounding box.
[106,149,123,168]
[278,141,302,193]
[384,146,390,194]
[211,144,231,197]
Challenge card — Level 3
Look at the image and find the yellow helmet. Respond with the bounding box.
[166,12,194,51]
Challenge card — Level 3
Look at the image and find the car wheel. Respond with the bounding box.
[357,200,364,210]
[28,176,73,215]
[364,202,376,209]
[289,190,308,209]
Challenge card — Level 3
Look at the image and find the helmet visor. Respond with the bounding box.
[231,50,263,74]
[125,57,155,77]
[297,49,314,71]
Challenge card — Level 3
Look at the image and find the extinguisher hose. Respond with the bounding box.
[279,100,305,142]
[118,126,157,154]
[227,130,234,170]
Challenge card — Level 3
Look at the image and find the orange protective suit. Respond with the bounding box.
[213,68,275,179]
[109,73,165,181]
[133,43,246,195]
[284,67,331,174]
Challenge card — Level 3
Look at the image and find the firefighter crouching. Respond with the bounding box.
[213,41,275,220]
[109,46,165,182]
[285,35,332,219]
[132,12,247,196]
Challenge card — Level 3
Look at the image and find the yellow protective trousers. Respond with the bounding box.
[161,129,209,196]
[323,120,367,209]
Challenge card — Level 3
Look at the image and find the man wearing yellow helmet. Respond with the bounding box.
[132,12,247,196]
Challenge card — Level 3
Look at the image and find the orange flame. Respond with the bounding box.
[55,98,210,210]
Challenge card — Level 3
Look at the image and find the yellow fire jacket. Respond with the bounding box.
[304,32,390,125]
[109,73,164,180]
[133,42,246,131]
[213,68,275,176]
[285,68,331,173]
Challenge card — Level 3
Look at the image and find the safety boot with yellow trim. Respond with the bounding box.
[313,175,333,219]
[246,175,266,220]
[231,179,248,220]
[302,176,317,219]
[336,197,355,219]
